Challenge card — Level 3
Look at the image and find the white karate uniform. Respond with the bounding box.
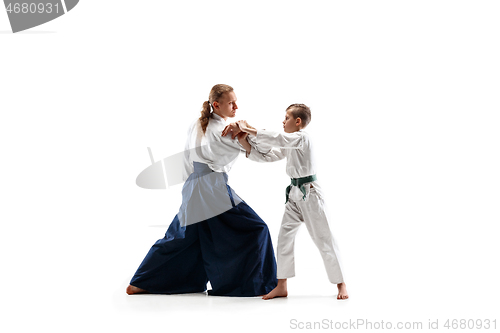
[183,113,246,179]
[247,129,344,284]
[177,113,247,226]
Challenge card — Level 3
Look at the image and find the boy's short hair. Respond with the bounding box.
[287,104,311,128]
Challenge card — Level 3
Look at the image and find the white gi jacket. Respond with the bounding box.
[183,113,247,178]
[178,113,246,227]
[246,128,344,283]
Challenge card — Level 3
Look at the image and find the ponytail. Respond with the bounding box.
[199,84,234,134]
[199,100,212,134]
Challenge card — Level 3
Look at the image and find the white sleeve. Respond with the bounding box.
[254,129,303,149]
[247,146,286,162]
[245,135,286,162]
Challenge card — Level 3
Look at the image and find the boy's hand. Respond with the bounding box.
[236,120,257,136]
[221,122,242,139]
[236,120,250,132]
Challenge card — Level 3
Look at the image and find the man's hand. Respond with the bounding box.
[236,131,249,141]
[236,131,251,155]
[221,122,242,139]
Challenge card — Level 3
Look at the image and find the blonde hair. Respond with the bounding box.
[287,103,311,128]
[200,84,234,134]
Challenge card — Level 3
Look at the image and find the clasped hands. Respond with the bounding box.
[221,120,255,140]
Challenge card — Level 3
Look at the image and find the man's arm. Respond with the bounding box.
[221,122,242,139]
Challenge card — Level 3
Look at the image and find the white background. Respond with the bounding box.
[1,1,499,332]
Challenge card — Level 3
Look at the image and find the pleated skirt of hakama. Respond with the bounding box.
[129,163,277,296]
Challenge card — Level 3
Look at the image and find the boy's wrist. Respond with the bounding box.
[246,128,257,136]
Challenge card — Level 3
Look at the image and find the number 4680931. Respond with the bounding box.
[6,3,60,14]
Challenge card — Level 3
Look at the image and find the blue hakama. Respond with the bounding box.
[130,162,277,296]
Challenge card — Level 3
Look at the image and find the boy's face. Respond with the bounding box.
[213,91,238,120]
[283,110,301,133]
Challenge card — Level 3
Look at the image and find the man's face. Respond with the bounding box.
[214,91,238,119]
[283,110,299,133]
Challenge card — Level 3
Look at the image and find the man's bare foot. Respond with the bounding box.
[262,279,288,300]
[126,284,148,295]
[262,286,288,300]
[337,282,348,300]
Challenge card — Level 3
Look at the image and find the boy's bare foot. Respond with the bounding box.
[126,284,148,295]
[262,279,288,300]
[337,282,348,300]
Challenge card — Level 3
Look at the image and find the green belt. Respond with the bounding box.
[285,174,317,203]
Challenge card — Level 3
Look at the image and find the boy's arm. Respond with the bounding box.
[243,135,285,162]
[247,145,285,162]
[237,121,258,137]
[237,120,303,150]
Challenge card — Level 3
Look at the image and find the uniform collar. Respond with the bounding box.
[211,112,226,123]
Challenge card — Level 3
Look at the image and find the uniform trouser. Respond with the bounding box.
[277,182,344,284]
